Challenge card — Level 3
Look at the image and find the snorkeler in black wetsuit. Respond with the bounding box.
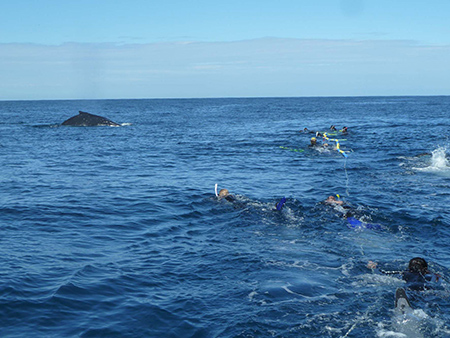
[217,187,286,211]
[324,195,354,218]
[300,127,319,134]
[324,196,383,230]
[368,257,441,291]
[218,188,236,203]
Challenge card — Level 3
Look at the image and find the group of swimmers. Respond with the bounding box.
[304,125,349,149]
[217,186,442,307]
[300,125,348,135]
[217,124,443,315]
[307,126,442,309]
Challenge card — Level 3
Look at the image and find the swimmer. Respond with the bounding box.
[341,126,348,133]
[330,125,337,131]
[324,195,356,219]
[309,136,336,151]
[216,185,286,212]
[218,188,236,203]
[324,196,382,229]
[325,195,344,206]
[300,128,317,134]
[367,257,441,291]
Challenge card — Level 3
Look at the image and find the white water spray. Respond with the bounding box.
[430,147,449,169]
[414,147,449,173]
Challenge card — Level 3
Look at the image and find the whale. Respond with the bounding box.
[61,111,120,127]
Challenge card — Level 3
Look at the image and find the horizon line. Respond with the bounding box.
[1,94,449,103]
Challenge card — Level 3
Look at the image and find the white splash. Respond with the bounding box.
[414,146,449,173]
[430,147,449,169]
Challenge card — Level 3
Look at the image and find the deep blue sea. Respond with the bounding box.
[1,97,449,337]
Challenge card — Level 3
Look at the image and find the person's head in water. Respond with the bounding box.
[325,195,343,205]
[219,189,230,198]
[326,195,336,203]
[408,257,428,274]
[310,137,317,146]
[218,188,236,203]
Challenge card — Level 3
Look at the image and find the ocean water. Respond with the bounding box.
[0,96,449,337]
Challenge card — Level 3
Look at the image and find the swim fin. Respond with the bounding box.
[275,197,287,211]
[347,217,382,230]
[395,287,413,315]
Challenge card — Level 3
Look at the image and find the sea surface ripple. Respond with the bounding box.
[0,97,449,337]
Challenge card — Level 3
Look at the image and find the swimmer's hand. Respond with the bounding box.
[367,261,378,270]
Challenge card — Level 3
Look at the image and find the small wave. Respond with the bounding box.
[32,124,61,128]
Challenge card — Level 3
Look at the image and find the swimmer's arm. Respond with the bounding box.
[425,272,442,283]
[367,261,402,275]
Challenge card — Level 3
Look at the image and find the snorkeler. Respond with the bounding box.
[309,137,318,147]
[215,185,286,211]
[324,196,382,230]
[324,195,352,217]
[325,195,344,206]
[367,257,441,291]
[300,127,316,134]
[218,188,236,203]
[309,137,337,152]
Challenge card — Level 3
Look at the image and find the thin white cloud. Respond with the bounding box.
[0,38,449,100]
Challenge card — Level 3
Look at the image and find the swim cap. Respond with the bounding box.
[311,137,316,141]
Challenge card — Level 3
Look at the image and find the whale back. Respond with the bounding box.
[62,111,120,127]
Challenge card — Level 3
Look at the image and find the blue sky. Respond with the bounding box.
[1,0,450,100]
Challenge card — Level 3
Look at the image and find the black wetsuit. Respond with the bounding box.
[324,201,354,218]
[223,195,235,203]
[377,269,440,291]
